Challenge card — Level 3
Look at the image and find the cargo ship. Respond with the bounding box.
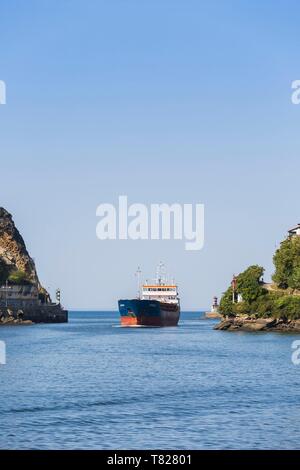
[118,263,180,327]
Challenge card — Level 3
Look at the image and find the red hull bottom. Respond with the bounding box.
[120,315,179,327]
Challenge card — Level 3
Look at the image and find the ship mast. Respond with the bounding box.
[156,261,166,285]
[135,266,142,299]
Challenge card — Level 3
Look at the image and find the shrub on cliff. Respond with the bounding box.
[0,258,11,284]
[273,236,300,289]
[8,269,31,285]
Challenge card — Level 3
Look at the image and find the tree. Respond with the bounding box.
[236,265,266,303]
[219,265,266,317]
[219,235,300,320]
[273,236,300,289]
[290,265,300,290]
[219,286,234,316]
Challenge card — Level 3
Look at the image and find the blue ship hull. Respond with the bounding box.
[118,299,180,327]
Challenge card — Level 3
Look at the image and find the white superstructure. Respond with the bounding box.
[140,262,180,305]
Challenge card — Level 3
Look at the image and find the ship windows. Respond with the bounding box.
[142,287,177,293]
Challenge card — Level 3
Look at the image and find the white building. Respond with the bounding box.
[288,224,300,237]
[0,284,40,308]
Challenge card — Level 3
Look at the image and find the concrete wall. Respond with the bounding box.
[0,304,68,323]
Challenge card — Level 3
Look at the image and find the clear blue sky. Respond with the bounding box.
[1,0,300,309]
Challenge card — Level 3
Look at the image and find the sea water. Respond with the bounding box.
[0,311,299,449]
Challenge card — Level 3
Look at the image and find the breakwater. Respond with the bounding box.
[0,304,68,324]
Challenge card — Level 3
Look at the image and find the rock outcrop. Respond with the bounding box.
[0,207,68,324]
[214,316,300,332]
[0,208,40,286]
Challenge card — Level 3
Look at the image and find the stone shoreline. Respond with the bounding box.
[1,317,33,325]
[0,304,68,325]
[205,311,222,319]
[214,317,300,332]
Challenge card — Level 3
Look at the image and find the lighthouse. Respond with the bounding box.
[204,296,221,319]
[211,296,219,313]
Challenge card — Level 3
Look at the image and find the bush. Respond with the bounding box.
[8,270,30,285]
[273,295,300,320]
[255,293,281,318]
[234,301,253,316]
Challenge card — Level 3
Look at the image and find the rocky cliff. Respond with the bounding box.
[0,207,40,287]
[0,207,67,324]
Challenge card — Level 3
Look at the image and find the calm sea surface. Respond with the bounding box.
[0,311,300,450]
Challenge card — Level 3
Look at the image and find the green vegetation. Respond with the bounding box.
[219,286,234,316]
[0,259,11,284]
[219,236,300,319]
[38,287,49,304]
[236,265,266,302]
[273,236,300,289]
[219,265,268,317]
[8,269,31,285]
[0,258,33,286]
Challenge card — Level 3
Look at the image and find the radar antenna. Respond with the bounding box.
[156,261,166,285]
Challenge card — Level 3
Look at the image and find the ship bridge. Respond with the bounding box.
[141,284,178,303]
